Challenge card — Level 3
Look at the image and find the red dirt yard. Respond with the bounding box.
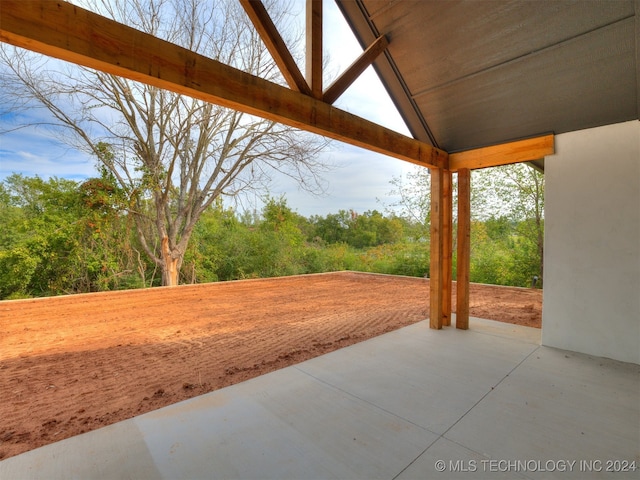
[0,271,542,459]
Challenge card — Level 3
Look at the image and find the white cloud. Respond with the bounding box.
[265,142,416,218]
[0,126,96,180]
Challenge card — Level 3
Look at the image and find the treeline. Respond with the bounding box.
[0,173,542,300]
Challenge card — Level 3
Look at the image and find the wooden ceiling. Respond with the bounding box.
[337,0,639,153]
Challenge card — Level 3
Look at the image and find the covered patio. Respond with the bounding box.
[1,317,638,479]
[0,0,638,477]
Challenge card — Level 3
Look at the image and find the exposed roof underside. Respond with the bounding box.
[336,0,639,153]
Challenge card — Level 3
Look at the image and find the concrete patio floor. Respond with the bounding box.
[1,317,639,479]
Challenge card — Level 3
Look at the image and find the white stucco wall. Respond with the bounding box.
[542,120,640,364]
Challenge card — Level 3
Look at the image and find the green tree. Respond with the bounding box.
[256,197,306,277]
[0,175,87,297]
[473,164,544,285]
[309,209,404,248]
[0,171,143,298]
[308,210,351,244]
[78,162,144,290]
[384,168,431,241]
[186,197,309,282]
[182,200,235,283]
[346,210,403,248]
[385,163,544,287]
[468,220,512,285]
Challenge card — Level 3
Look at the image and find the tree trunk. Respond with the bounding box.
[161,237,180,286]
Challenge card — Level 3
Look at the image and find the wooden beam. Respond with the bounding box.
[449,134,554,171]
[442,170,453,326]
[323,35,388,105]
[239,0,311,96]
[306,0,323,99]
[0,1,447,169]
[429,167,444,329]
[456,168,471,330]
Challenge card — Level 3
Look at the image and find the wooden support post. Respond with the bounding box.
[456,168,471,330]
[430,167,444,329]
[442,170,453,326]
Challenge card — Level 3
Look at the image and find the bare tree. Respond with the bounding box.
[0,0,329,286]
[384,168,431,239]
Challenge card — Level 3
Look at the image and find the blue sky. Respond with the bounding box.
[0,0,417,218]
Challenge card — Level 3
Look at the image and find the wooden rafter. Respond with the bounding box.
[239,0,312,96]
[0,0,448,169]
[306,0,323,99]
[449,134,554,171]
[323,35,389,105]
